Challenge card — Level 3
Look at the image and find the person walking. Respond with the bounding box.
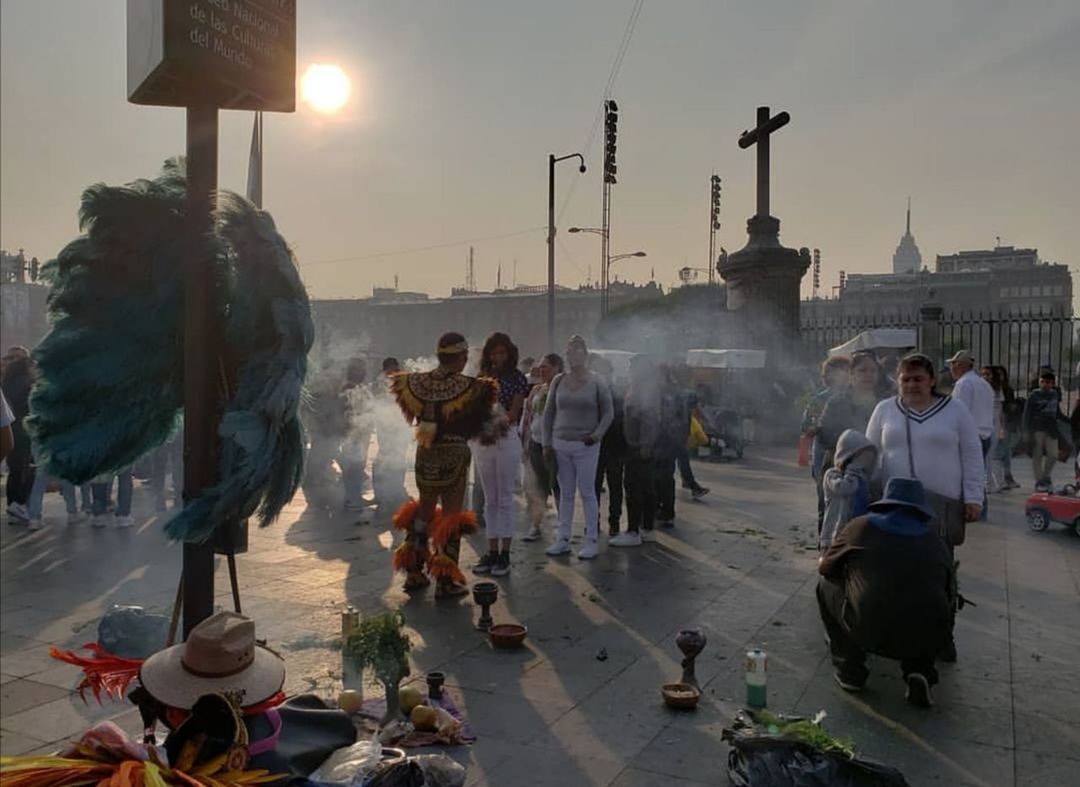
[653,365,687,528]
[90,468,135,528]
[472,333,530,577]
[543,335,614,560]
[949,351,994,518]
[817,477,954,707]
[865,352,984,663]
[371,357,411,516]
[612,355,660,547]
[2,347,35,522]
[521,353,562,542]
[996,366,1022,489]
[1023,369,1063,492]
[675,365,710,500]
[591,355,627,537]
[340,357,374,513]
[803,356,852,527]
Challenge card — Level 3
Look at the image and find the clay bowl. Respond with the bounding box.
[661,682,701,710]
[489,623,528,650]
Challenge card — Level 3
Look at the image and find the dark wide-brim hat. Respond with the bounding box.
[139,612,285,711]
[868,477,935,520]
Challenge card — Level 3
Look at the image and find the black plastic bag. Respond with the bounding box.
[97,605,170,659]
[363,759,426,787]
[723,711,909,787]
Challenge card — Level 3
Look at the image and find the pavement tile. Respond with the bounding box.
[607,767,714,787]
[1014,749,1080,785]
[0,728,49,756]
[4,449,1080,781]
[0,678,72,716]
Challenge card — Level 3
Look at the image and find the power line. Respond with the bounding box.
[301,226,546,268]
[557,0,646,223]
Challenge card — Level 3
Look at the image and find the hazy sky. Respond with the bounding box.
[2,1,1078,300]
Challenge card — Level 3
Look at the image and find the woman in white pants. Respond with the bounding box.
[542,336,614,560]
[471,333,530,577]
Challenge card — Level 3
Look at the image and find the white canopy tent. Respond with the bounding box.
[589,349,636,380]
[827,328,917,358]
[685,349,767,369]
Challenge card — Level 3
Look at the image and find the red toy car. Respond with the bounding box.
[1025,490,1080,536]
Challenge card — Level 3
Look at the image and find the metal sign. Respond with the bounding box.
[128,0,296,111]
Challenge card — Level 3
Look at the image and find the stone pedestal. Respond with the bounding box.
[718,214,810,357]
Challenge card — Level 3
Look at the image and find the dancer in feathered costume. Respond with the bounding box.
[390,333,505,598]
[26,159,313,543]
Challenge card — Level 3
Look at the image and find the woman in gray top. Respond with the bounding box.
[542,335,614,559]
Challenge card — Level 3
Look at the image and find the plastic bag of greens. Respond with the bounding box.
[722,709,910,787]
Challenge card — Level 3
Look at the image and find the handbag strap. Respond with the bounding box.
[903,399,916,477]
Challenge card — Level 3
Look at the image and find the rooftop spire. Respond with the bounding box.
[906,196,911,235]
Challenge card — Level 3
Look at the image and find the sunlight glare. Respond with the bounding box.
[301,64,351,114]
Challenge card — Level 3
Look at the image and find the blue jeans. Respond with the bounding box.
[92,469,133,517]
[28,475,79,519]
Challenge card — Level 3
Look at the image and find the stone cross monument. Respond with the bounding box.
[718,106,810,352]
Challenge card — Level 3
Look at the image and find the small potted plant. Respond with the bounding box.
[343,611,412,726]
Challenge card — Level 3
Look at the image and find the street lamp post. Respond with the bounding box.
[569,227,644,316]
[548,153,586,351]
[607,252,646,308]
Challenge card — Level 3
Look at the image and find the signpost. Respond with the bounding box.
[127,0,296,636]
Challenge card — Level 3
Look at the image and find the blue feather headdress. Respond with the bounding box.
[27,159,313,543]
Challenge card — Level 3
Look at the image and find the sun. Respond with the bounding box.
[301,64,351,114]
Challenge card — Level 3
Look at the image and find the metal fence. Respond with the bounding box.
[800,311,1080,406]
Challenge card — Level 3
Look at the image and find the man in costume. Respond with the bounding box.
[390,333,503,598]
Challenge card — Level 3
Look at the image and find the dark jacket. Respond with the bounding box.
[817,392,881,462]
[818,513,953,659]
[1022,388,1062,436]
[654,387,689,458]
[0,358,33,420]
[601,380,627,454]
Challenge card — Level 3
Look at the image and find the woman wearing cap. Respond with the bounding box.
[865,352,984,662]
[471,332,530,577]
[389,333,502,598]
[542,335,614,560]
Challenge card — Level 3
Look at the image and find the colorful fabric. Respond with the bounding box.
[391,368,498,447]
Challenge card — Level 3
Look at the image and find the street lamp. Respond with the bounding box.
[609,251,646,263]
[568,226,607,236]
[548,153,587,351]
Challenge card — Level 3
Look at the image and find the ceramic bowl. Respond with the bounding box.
[661,682,701,710]
[489,623,528,649]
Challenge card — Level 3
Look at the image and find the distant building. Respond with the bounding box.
[311,280,663,363]
[805,244,1071,323]
[1,250,49,350]
[892,199,922,275]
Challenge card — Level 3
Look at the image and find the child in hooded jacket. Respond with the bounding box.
[820,429,878,550]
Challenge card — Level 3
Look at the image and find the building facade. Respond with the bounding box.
[311,281,663,364]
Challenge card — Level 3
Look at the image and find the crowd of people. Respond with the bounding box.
[802,345,1078,708]
[7,327,1078,713]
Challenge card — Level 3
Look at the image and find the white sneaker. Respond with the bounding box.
[6,502,29,521]
[545,539,572,556]
[523,525,542,542]
[91,514,111,528]
[67,511,87,525]
[609,531,642,547]
[640,529,657,542]
[577,540,599,560]
[114,515,135,528]
[27,518,44,531]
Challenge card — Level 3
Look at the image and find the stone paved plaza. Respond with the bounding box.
[2,449,1078,786]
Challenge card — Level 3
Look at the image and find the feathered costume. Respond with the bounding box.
[390,365,500,591]
[26,159,313,543]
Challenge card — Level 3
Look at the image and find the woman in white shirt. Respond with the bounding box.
[866,353,984,537]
